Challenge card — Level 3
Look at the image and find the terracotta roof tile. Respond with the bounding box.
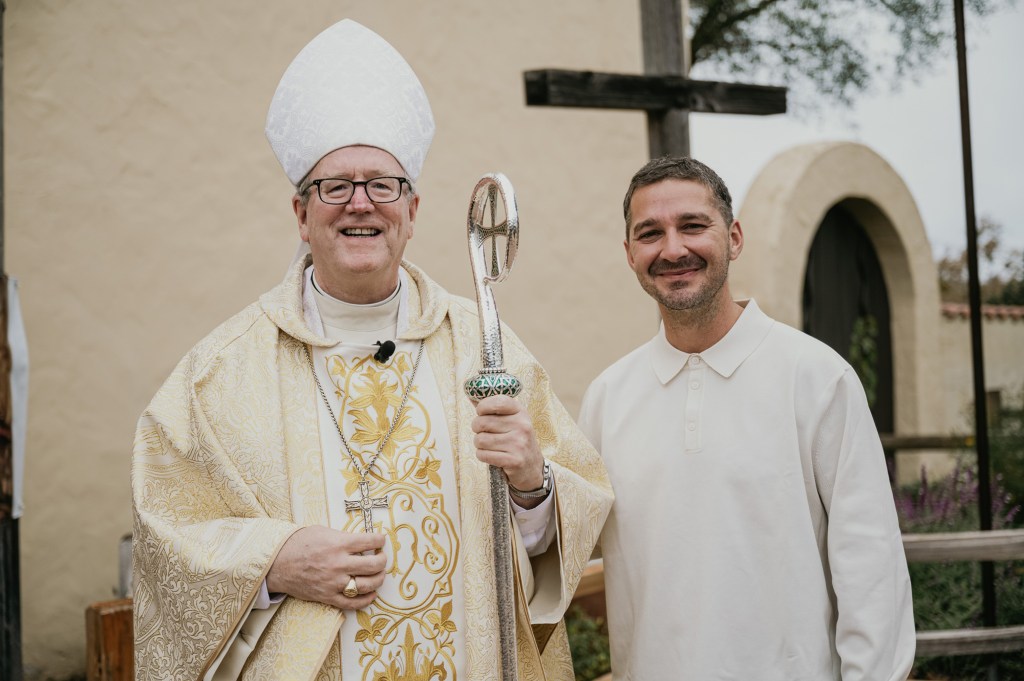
[941,302,1024,321]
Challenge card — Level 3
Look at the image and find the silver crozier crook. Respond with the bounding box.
[463,173,520,681]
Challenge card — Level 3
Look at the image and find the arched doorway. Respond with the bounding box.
[802,203,895,446]
[734,142,946,483]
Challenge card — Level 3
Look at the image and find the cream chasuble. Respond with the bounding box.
[132,255,613,681]
[307,271,467,679]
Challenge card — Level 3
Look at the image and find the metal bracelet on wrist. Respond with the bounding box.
[508,460,552,500]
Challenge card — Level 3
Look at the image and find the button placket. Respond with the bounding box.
[684,355,704,451]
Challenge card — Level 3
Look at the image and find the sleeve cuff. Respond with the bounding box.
[253,580,286,610]
[512,481,557,555]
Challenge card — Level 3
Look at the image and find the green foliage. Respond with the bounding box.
[687,0,1011,109]
[848,314,879,408]
[909,558,1024,679]
[566,605,611,681]
[991,392,1024,526]
[895,408,1024,680]
[937,218,1024,304]
[991,252,1024,305]
[895,455,1021,681]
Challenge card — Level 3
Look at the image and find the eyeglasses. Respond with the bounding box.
[307,176,411,205]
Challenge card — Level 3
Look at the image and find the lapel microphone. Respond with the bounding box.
[373,340,396,363]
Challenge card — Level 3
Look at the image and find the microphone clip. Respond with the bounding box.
[373,340,396,363]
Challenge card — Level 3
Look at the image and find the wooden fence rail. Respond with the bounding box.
[904,529,1024,658]
[904,530,1024,564]
[570,530,1024,661]
[878,432,1019,658]
[86,529,1024,680]
[880,434,974,450]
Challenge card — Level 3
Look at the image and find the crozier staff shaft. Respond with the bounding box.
[463,173,520,681]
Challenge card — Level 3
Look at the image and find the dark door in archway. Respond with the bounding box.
[802,204,895,455]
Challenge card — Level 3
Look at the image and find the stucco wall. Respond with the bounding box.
[940,314,1024,432]
[5,1,659,677]
[898,312,1024,484]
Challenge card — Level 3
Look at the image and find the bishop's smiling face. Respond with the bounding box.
[293,145,419,304]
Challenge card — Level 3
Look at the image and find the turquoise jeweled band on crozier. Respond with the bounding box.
[463,370,522,401]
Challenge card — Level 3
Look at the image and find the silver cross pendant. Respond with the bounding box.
[344,480,389,533]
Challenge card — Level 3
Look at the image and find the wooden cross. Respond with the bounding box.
[345,480,389,533]
[524,0,787,158]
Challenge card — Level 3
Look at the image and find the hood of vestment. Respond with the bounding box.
[258,253,451,345]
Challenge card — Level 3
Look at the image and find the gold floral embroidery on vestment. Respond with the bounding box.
[325,349,461,680]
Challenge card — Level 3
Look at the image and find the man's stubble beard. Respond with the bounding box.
[639,255,730,325]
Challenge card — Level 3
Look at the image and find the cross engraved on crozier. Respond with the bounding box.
[345,480,389,533]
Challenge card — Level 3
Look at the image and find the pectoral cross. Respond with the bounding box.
[345,480,389,533]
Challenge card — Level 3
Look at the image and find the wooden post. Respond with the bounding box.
[640,0,689,157]
[86,599,134,681]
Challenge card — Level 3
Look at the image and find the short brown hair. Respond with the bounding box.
[622,157,734,238]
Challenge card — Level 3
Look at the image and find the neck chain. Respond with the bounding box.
[304,340,426,532]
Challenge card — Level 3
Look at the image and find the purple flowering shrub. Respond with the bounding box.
[895,457,1024,679]
[894,460,1019,534]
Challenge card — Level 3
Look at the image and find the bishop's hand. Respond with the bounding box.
[267,525,387,610]
[471,395,546,509]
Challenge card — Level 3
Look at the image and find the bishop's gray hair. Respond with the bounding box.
[622,157,734,238]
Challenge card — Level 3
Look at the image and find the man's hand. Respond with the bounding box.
[472,395,546,508]
[266,525,387,610]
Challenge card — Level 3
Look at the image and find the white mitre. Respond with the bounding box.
[265,19,435,185]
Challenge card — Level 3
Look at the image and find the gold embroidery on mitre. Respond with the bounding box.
[326,349,462,680]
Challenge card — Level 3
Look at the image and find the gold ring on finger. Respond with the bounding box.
[343,576,358,598]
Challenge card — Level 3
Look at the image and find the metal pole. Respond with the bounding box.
[953,0,996,628]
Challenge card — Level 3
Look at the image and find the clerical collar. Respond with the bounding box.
[310,271,401,342]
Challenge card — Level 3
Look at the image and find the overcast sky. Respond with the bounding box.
[688,1,1024,261]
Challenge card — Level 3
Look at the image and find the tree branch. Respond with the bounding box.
[692,0,788,65]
